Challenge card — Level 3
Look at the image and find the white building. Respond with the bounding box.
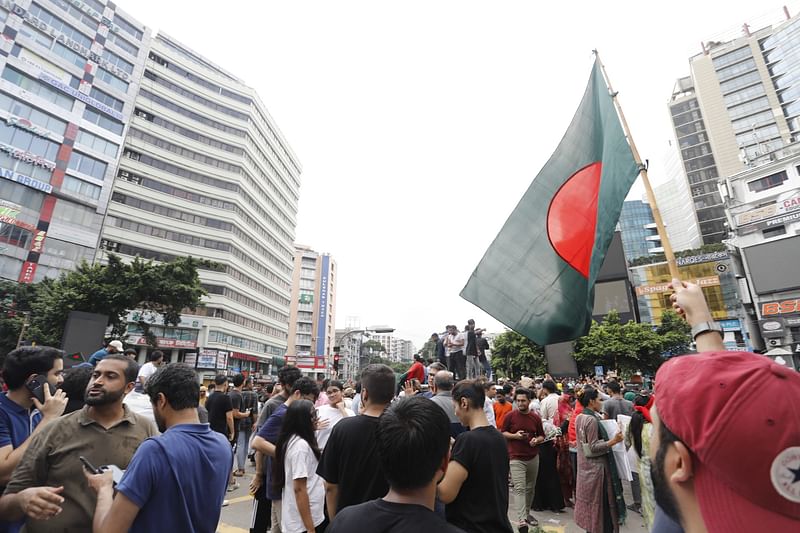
[721,143,800,364]
[654,141,703,251]
[369,334,415,363]
[97,33,301,379]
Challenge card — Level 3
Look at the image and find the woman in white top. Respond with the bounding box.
[316,380,353,450]
[273,399,327,533]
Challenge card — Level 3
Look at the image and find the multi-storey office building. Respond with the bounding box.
[654,141,703,252]
[670,8,800,244]
[618,200,663,263]
[285,245,336,375]
[0,0,149,282]
[98,33,301,377]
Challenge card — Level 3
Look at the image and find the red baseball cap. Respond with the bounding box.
[654,351,800,532]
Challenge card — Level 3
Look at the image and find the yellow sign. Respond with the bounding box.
[635,276,720,296]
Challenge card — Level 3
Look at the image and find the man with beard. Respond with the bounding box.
[0,355,157,532]
[85,364,231,532]
[646,278,800,533]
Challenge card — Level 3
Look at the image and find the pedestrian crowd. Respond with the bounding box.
[0,279,797,533]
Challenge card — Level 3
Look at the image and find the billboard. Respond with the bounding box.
[743,235,800,294]
[597,232,627,281]
[316,255,330,359]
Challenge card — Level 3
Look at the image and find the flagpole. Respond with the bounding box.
[593,50,681,281]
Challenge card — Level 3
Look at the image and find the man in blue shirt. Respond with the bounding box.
[0,346,67,533]
[85,364,231,533]
[87,340,123,366]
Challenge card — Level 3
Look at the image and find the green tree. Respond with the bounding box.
[24,254,208,349]
[361,339,386,355]
[490,330,546,379]
[0,280,38,359]
[656,309,692,357]
[572,310,664,375]
[366,355,406,375]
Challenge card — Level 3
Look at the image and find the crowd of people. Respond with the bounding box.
[0,279,796,532]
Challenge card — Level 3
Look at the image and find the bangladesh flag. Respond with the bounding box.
[460,58,640,345]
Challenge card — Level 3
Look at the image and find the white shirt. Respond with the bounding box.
[281,436,325,533]
[446,332,466,356]
[483,397,496,428]
[315,404,354,450]
[540,393,560,423]
[137,362,158,384]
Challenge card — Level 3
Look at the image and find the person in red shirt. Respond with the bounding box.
[406,354,426,384]
[501,387,545,533]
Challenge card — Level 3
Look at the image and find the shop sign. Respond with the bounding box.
[127,336,197,349]
[761,299,800,316]
[0,214,36,232]
[197,349,217,369]
[18,260,36,283]
[126,310,202,329]
[299,293,313,304]
[216,350,228,370]
[759,318,786,338]
[718,319,742,331]
[675,251,729,266]
[316,255,330,358]
[636,276,720,296]
[30,229,45,253]
[0,166,52,194]
[5,115,53,140]
[39,73,124,121]
[0,200,20,219]
[183,352,197,366]
[736,191,800,226]
[0,142,55,171]
[230,351,260,362]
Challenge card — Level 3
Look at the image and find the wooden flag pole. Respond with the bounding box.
[594,51,681,280]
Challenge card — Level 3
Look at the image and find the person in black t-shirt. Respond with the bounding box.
[327,396,464,533]
[317,364,395,519]
[439,380,513,533]
[204,374,237,491]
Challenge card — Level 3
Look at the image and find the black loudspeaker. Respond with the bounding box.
[544,341,579,377]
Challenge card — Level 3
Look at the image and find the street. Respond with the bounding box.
[217,473,647,533]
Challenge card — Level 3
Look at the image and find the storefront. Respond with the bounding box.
[124,311,202,363]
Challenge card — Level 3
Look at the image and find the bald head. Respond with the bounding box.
[434,370,454,391]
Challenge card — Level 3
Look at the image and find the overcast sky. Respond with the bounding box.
[129,0,798,347]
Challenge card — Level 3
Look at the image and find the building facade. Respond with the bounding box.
[0,0,149,282]
[721,145,800,364]
[97,33,301,379]
[629,251,750,349]
[286,245,336,375]
[654,141,703,252]
[619,200,663,263]
[670,8,800,244]
[369,333,415,363]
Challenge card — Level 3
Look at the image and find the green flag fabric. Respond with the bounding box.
[460,58,640,345]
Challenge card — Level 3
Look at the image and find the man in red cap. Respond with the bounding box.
[648,278,800,532]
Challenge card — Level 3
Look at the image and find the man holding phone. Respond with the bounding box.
[0,346,67,533]
[84,364,231,532]
[0,355,157,532]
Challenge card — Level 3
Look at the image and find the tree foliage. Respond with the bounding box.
[572,309,691,375]
[0,254,208,358]
[490,329,546,379]
[366,355,406,375]
[361,339,386,354]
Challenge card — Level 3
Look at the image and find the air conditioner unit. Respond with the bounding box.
[767,339,782,347]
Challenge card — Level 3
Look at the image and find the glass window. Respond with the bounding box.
[50,0,98,31]
[0,180,44,211]
[724,83,766,107]
[1,67,74,110]
[51,201,96,226]
[106,31,139,57]
[68,151,107,180]
[101,49,134,74]
[716,58,757,82]
[112,15,143,41]
[82,107,124,135]
[27,4,92,48]
[88,87,124,112]
[95,68,129,93]
[0,224,32,249]
[712,46,752,69]
[62,175,101,200]
[747,171,788,192]
[76,129,118,158]
[19,22,54,48]
[52,42,86,69]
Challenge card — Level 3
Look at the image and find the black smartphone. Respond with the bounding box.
[79,456,102,475]
[25,375,56,405]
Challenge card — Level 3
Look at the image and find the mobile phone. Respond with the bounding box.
[25,375,56,405]
[79,456,102,475]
